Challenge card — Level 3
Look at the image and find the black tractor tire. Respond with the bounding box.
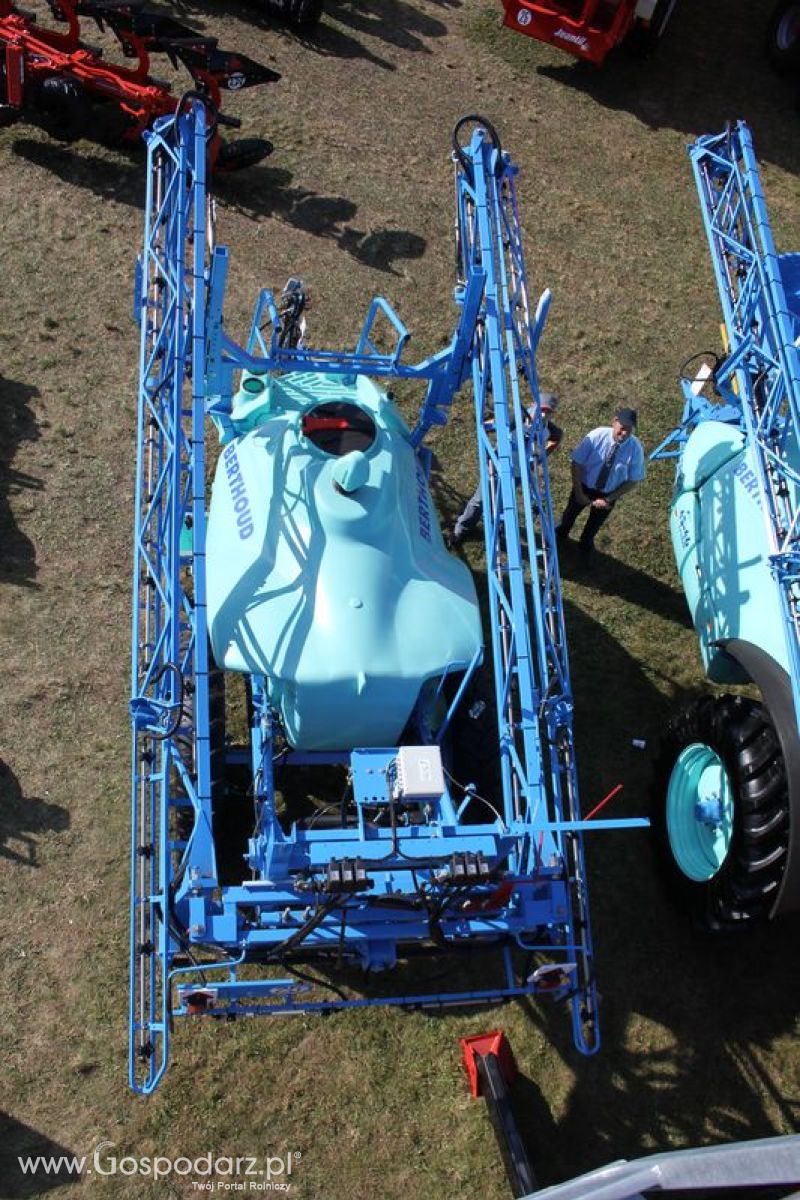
[215,137,274,174]
[767,0,800,74]
[625,0,678,55]
[651,694,789,930]
[35,75,92,142]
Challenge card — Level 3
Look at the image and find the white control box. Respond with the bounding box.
[394,745,445,801]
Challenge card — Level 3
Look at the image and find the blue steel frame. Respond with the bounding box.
[651,122,800,732]
[130,106,214,1093]
[129,103,646,1094]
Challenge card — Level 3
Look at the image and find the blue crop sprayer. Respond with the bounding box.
[651,121,800,928]
[128,103,645,1093]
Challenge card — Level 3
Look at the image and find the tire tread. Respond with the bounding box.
[651,693,789,929]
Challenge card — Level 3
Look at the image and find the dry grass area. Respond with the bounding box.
[2,1,800,1196]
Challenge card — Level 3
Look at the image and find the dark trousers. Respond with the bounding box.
[558,486,615,550]
[453,485,482,540]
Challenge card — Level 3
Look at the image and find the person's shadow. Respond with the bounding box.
[0,760,70,868]
[0,1113,82,1196]
[0,376,42,588]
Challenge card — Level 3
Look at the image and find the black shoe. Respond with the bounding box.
[446,529,463,550]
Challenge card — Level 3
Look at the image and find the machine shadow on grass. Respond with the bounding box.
[0,760,70,868]
[0,1113,81,1197]
[504,597,800,1187]
[517,903,800,1186]
[0,376,41,589]
[11,138,144,208]
[320,0,450,56]
[557,540,693,631]
[529,3,800,175]
[255,15,396,72]
[173,0,452,68]
[10,138,427,274]
[472,0,800,175]
[430,458,690,631]
[221,167,427,273]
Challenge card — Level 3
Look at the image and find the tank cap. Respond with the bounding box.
[332,450,370,495]
[242,376,266,395]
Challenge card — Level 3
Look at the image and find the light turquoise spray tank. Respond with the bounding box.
[206,369,482,750]
[668,418,799,685]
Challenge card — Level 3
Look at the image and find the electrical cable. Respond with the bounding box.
[443,766,507,828]
[278,959,348,1002]
[261,894,341,962]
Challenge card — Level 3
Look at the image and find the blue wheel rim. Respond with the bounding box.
[666,743,734,882]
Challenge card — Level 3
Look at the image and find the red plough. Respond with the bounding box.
[0,0,279,169]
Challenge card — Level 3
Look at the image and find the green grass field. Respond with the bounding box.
[2,1,800,1196]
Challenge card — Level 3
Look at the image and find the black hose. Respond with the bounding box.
[146,661,184,740]
[452,114,503,179]
[174,89,219,150]
[678,349,723,387]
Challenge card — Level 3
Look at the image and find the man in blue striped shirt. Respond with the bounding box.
[555,407,645,561]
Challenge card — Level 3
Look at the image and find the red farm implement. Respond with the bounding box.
[500,0,677,65]
[0,0,278,169]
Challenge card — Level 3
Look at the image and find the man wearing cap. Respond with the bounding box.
[556,406,645,560]
[449,393,563,548]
